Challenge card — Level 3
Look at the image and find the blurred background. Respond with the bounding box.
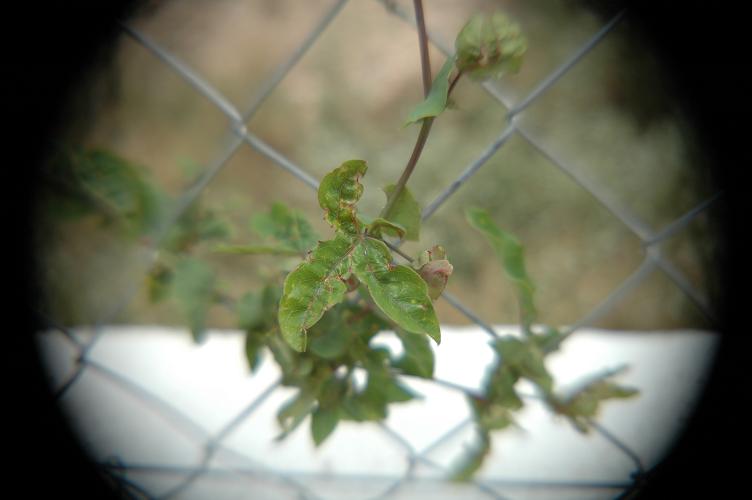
[34,0,719,335]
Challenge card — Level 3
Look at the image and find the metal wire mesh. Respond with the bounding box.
[38,0,721,498]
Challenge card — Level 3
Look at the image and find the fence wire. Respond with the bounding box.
[42,1,721,498]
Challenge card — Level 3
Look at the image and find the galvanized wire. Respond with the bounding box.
[41,1,723,498]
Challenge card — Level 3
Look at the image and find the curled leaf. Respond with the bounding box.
[366,217,407,240]
[318,160,368,236]
[278,236,354,351]
[455,12,527,81]
[414,245,453,300]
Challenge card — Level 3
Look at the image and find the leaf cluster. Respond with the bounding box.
[451,208,638,479]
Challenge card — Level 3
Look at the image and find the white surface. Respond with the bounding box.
[36,325,719,499]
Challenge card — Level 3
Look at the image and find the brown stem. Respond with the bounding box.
[413,0,431,97]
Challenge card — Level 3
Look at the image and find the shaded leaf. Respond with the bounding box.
[394,329,435,379]
[311,406,340,446]
[277,389,317,438]
[353,238,440,344]
[405,57,456,125]
[466,207,536,330]
[251,202,318,253]
[555,378,639,433]
[278,236,354,351]
[213,244,301,256]
[146,263,172,304]
[318,160,368,236]
[380,184,421,241]
[494,336,553,394]
[455,12,526,81]
[366,217,406,240]
[172,257,215,343]
[450,429,491,482]
[244,330,264,373]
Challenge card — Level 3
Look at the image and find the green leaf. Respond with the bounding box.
[213,244,301,256]
[366,217,406,240]
[466,207,536,330]
[277,389,317,438]
[455,12,526,81]
[308,304,355,359]
[163,203,232,253]
[278,236,354,351]
[353,238,440,344]
[556,378,639,433]
[380,184,421,241]
[146,263,172,304]
[244,330,264,373]
[311,406,340,446]
[251,202,318,253]
[318,160,368,236]
[172,257,216,343]
[494,336,553,394]
[405,57,456,126]
[450,429,491,482]
[394,329,435,379]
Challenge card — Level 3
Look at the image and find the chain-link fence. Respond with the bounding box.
[36,0,721,498]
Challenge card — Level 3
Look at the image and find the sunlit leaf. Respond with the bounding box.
[405,57,456,125]
[466,207,536,330]
[353,238,440,344]
[318,160,368,236]
[380,184,421,241]
[278,236,354,351]
[171,257,215,343]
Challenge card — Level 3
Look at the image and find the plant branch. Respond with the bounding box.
[413,0,431,97]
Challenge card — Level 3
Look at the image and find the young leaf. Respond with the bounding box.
[405,57,456,126]
[394,329,435,379]
[318,160,368,235]
[455,12,526,81]
[251,202,318,253]
[466,207,536,330]
[380,184,421,241]
[353,238,441,344]
[278,236,354,351]
[171,257,216,343]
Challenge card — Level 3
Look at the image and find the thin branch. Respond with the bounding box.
[413,0,432,97]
